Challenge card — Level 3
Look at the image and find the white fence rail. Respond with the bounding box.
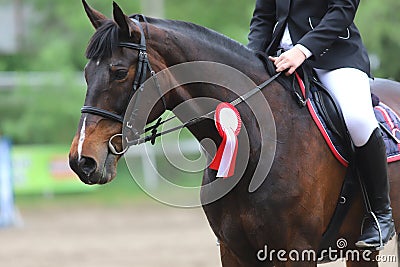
[124,139,203,190]
[0,72,84,89]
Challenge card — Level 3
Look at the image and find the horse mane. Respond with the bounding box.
[86,15,256,62]
[147,17,255,59]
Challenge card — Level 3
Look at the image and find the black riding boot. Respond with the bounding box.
[355,128,395,250]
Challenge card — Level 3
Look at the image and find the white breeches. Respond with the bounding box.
[314,68,378,147]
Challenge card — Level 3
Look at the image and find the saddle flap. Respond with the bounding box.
[311,80,349,144]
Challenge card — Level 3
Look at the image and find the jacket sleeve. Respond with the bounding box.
[297,0,360,58]
[247,0,276,51]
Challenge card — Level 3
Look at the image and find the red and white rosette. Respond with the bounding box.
[210,103,242,178]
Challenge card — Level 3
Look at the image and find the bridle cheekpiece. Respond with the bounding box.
[81,15,165,155]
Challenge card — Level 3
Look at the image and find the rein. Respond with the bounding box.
[81,15,281,155]
[123,72,281,146]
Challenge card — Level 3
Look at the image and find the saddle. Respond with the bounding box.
[257,51,400,164]
[258,51,352,155]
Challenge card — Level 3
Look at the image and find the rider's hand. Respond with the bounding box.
[269,47,307,76]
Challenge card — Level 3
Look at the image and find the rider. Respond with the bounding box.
[247,0,395,249]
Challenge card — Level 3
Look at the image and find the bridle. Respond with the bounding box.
[81,15,166,155]
[80,15,281,156]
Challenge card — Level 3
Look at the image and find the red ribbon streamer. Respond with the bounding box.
[209,103,241,178]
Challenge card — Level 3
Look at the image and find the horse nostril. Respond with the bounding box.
[78,156,97,177]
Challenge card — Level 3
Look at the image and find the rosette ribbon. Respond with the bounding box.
[210,103,242,178]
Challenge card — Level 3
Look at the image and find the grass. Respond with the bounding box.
[15,161,148,208]
[14,154,204,209]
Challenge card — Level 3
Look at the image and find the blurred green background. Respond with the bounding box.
[0,0,399,205]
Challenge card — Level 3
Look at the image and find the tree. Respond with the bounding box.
[357,1,400,80]
[141,0,164,18]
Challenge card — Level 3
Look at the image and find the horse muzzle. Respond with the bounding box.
[69,152,118,185]
[69,128,121,185]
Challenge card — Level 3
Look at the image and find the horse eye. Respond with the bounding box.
[112,69,128,81]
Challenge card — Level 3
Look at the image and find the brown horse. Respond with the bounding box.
[69,1,400,266]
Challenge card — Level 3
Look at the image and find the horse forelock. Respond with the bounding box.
[86,20,120,60]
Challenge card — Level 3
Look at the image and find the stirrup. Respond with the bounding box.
[371,211,384,250]
[356,211,395,250]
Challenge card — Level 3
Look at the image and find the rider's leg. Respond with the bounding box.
[314,68,395,249]
[314,68,377,146]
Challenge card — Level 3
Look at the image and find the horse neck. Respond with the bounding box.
[146,20,283,152]
[148,21,270,111]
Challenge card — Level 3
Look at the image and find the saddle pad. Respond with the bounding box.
[374,103,400,163]
[298,79,400,166]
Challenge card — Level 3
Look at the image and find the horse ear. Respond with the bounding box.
[82,0,107,29]
[113,2,136,37]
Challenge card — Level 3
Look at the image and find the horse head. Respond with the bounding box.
[70,1,268,186]
[69,1,167,184]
